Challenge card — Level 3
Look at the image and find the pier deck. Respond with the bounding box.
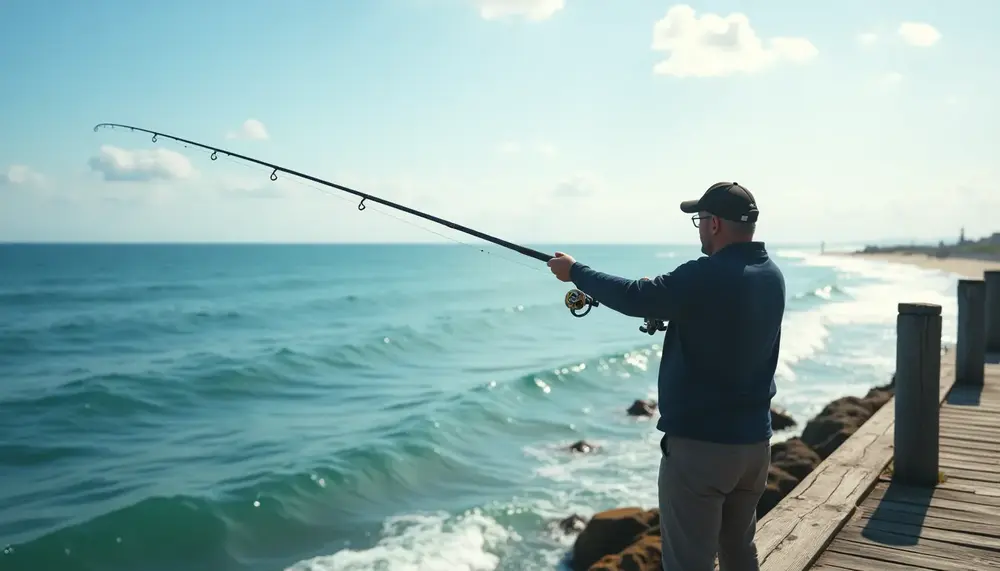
[751,271,1000,571]
[809,357,1000,571]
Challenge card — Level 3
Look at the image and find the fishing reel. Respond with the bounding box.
[565,288,667,336]
[640,318,668,336]
[565,288,598,317]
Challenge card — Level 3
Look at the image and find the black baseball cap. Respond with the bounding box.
[679,182,759,223]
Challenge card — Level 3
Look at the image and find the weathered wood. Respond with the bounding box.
[987,271,1000,353]
[750,296,1000,571]
[831,528,1000,569]
[748,352,957,571]
[845,516,1000,550]
[855,503,1000,536]
[807,354,1000,571]
[828,538,987,571]
[893,302,942,487]
[957,279,987,386]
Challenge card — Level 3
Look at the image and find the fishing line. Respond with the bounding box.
[93,122,667,334]
[203,146,543,274]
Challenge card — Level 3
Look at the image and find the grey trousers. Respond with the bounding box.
[657,434,770,571]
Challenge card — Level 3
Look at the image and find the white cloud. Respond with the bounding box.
[0,165,45,187]
[88,145,195,182]
[226,118,269,141]
[651,5,818,78]
[898,22,941,47]
[475,0,564,21]
[551,173,601,198]
[857,32,878,46]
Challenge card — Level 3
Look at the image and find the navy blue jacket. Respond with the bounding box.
[569,242,785,444]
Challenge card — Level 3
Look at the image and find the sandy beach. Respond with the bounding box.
[843,251,1000,280]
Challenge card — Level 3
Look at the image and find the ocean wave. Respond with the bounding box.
[287,510,518,571]
[0,372,171,422]
[1,433,517,571]
[0,282,206,307]
[790,283,847,302]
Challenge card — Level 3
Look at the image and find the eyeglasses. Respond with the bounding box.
[691,214,713,228]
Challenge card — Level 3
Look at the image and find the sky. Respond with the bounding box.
[1,0,997,245]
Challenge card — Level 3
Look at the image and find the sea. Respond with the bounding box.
[0,242,962,571]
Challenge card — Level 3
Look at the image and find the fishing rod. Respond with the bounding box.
[92,122,668,335]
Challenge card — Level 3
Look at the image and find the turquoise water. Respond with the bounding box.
[0,242,961,571]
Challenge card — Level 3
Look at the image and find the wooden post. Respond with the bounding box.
[893,302,942,487]
[986,271,1000,353]
[957,279,986,386]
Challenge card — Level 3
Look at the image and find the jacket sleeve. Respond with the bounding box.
[568,259,703,320]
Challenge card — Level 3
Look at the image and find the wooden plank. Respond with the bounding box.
[939,435,1000,450]
[938,419,1000,434]
[856,498,1000,528]
[821,547,970,571]
[934,479,1000,498]
[941,467,1000,484]
[940,456,1000,474]
[828,536,1000,571]
[751,352,958,571]
[939,438,1000,454]
[940,448,1000,462]
[867,478,1000,510]
[855,503,1000,537]
[940,407,1000,420]
[836,523,1000,567]
[842,517,1000,551]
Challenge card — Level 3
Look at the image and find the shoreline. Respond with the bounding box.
[828,250,1000,279]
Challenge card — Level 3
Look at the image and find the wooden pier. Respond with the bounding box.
[752,270,1000,571]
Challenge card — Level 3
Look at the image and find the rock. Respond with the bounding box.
[626,399,656,417]
[770,407,796,431]
[799,385,895,459]
[589,531,662,571]
[569,440,598,454]
[757,465,800,518]
[770,437,821,480]
[570,507,658,571]
[559,514,588,534]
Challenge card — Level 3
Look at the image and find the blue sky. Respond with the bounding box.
[1,0,997,244]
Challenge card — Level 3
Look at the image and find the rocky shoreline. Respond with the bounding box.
[557,374,897,571]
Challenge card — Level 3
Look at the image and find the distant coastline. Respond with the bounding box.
[851,230,1000,261]
[823,231,1000,279]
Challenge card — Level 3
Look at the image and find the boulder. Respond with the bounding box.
[800,380,896,459]
[569,440,599,453]
[570,507,658,571]
[757,465,800,518]
[626,399,656,417]
[770,437,821,480]
[589,531,662,571]
[559,514,588,534]
[770,407,796,431]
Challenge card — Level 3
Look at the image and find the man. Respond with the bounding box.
[547,182,785,571]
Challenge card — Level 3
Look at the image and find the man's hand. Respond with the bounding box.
[547,251,576,282]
